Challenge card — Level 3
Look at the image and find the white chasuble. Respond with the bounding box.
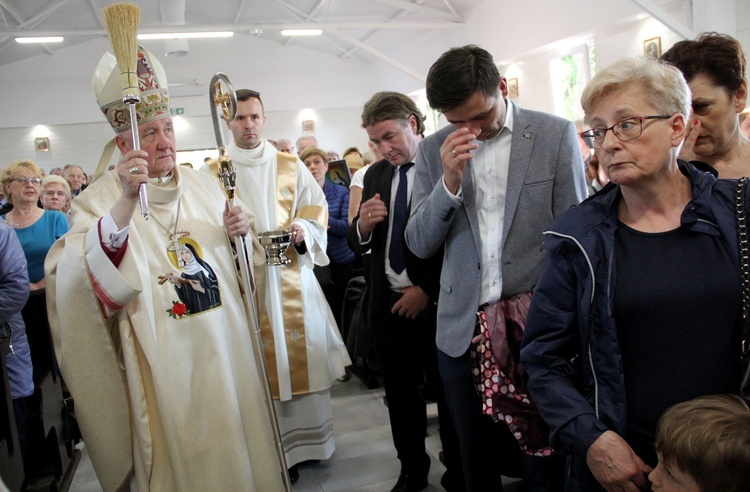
[226,140,350,399]
[226,140,351,466]
[45,166,284,492]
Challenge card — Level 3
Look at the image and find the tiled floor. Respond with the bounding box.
[69,375,523,491]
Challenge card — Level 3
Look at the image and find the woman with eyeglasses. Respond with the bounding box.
[1,160,69,292]
[661,32,749,178]
[1,160,69,474]
[520,57,745,492]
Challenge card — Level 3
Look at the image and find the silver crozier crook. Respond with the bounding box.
[209,73,292,492]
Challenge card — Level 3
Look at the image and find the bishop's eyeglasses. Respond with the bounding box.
[579,115,673,149]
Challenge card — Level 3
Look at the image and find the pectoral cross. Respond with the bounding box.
[167,231,191,266]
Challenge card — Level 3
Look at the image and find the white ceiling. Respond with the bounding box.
[0,0,483,67]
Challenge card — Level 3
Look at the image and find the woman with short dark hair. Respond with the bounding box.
[661,32,750,177]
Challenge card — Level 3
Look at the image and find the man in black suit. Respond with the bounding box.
[348,92,462,492]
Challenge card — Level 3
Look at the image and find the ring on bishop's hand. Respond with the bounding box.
[451,149,457,157]
[128,166,139,175]
[368,212,372,219]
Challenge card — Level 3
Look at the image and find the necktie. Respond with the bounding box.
[389,163,414,274]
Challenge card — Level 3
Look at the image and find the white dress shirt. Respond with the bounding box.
[473,101,513,305]
[441,100,514,306]
[358,163,416,292]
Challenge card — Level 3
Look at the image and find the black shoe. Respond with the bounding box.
[390,473,428,492]
[288,465,299,484]
[337,369,351,382]
[440,470,466,492]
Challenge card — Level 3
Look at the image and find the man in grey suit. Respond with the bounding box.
[405,45,587,491]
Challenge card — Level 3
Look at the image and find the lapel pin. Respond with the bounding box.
[524,133,532,139]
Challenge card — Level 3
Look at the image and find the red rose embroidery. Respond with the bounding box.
[167,301,189,319]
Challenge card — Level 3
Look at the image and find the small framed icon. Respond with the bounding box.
[35,137,50,152]
[644,36,662,59]
[302,119,315,133]
[507,78,519,99]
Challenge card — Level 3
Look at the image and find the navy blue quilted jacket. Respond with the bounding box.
[323,179,355,265]
[521,160,742,490]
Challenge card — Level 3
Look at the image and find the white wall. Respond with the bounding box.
[505,15,690,116]
[171,106,372,169]
[0,106,371,175]
[0,123,114,172]
[2,0,749,175]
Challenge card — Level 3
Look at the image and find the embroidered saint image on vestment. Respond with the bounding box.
[158,238,222,317]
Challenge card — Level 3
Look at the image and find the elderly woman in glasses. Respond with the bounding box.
[40,175,72,215]
[1,160,69,291]
[520,57,745,492]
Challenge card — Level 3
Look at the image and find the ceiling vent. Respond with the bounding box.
[169,81,203,97]
[165,38,189,57]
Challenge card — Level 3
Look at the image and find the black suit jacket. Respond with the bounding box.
[347,159,442,325]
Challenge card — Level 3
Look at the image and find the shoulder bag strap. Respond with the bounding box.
[736,177,750,359]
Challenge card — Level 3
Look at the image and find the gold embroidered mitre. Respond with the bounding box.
[91,47,170,133]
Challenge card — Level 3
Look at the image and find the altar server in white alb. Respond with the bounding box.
[44,48,284,492]
[222,88,350,475]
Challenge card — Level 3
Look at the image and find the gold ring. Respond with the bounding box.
[451,150,457,157]
[128,166,139,175]
[368,212,371,219]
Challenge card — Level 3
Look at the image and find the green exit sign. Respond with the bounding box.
[171,108,184,115]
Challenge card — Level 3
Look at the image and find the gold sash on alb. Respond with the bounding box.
[260,152,328,398]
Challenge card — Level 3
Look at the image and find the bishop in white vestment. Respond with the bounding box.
[45,48,285,492]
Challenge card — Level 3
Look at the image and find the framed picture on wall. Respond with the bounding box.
[508,77,519,98]
[35,137,50,152]
[302,119,315,133]
[644,37,662,59]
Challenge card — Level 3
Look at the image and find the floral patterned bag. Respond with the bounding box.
[471,292,555,456]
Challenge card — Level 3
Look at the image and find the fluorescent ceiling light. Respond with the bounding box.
[281,29,322,37]
[15,36,64,44]
[138,32,234,40]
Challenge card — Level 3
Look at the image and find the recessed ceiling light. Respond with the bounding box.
[281,29,322,37]
[15,37,64,44]
[138,32,234,40]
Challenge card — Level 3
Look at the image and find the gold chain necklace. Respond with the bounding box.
[150,197,191,253]
[8,208,41,228]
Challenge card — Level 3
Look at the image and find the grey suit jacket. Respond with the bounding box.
[405,103,587,357]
